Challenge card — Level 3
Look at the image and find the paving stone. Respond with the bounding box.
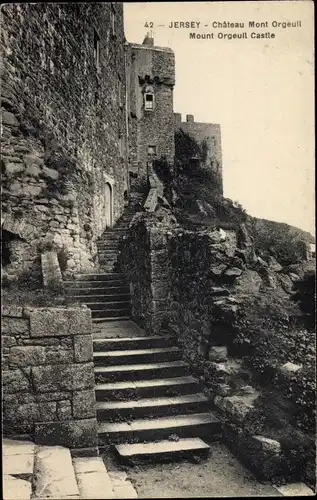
[274,483,315,496]
[3,439,35,456]
[33,445,80,499]
[3,453,34,476]
[3,475,32,500]
[73,457,115,499]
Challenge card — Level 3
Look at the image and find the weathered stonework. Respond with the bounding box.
[1,3,128,277]
[2,306,97,453]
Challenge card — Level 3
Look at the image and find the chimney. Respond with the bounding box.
[143,32,154,46]
[174,113,182,124]
[186,114,194,123]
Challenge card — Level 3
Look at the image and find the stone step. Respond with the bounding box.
[98,412,221,445]
[70,294,130,303]
[97,393,209,420]
[93,335,177,351]
[95,376,200,401]
[73,273,125,281]
[66,281,128,289]
[93,316,131,323]
[87,301,130,311]
[94,361,189,382]
[73,456,115,499]
[115,437,210,463]
[93,347,182,366]
[91,308,131,319]
[66,286,130,295]
[33,445,80,499]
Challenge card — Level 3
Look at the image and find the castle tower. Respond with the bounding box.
[126,34,175,187]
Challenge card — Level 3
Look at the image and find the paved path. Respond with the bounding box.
[2,439,137,499]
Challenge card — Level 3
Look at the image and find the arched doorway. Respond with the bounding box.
[105,182,113,228]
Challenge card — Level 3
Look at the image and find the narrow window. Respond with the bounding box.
[148,145,157,157]
[94,29,100,71]
[144,93,154,110]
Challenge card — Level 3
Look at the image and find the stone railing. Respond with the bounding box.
[41,251,64,290]
[2,305,98,456]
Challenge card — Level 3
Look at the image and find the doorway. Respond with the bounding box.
[105,182,113,228]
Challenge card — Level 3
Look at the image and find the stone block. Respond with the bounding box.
[3,453,34,476]
[45,346,73,364]
[2,336,17,348]
[208,346,228,362]
[36,391,70,402]
[9,346,46,368]
[209,263,227,277]
[279,361,302,376]
[224,267,243,279]
[2,318,29,336]
[214,394,258,425]
[29,307,91,337]
[2,369,31,392]
[253,435,281,455]
[73,335,93,362]
[32,362,95,392]
[3,475,32,500]
[33,445,80,498]
[42,166,59,179]
[232,270,262,294]
[25,164,41,177]
[2,110,19,126]
[72,390,97,419]
[1,306,23,318]
[57,400,72,420]
[35,418,98,448]
[5,162,25,174]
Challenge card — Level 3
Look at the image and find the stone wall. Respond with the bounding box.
[119,215,315,486]
[1,3,128,277]
[118,214,170,334]
[127,40,175,183]
[2,305,98,455]
[175,116,223,195]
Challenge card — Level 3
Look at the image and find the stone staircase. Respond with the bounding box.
[65,192,221,463]
[3,438,138,499]
[93,321,221,463]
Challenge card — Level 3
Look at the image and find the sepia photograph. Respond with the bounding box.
[1,1,315,498]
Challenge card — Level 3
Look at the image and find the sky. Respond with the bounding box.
[124,1,315,235]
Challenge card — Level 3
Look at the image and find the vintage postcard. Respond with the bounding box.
[1,1,315,498]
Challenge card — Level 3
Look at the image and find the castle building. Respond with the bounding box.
[126,33,175,188]
[1,3,222,277]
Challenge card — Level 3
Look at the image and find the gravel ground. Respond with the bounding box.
[103,442,282,498]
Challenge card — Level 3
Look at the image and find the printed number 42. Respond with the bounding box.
[144,22,154,28]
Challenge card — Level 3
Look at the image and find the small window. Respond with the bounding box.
[148,145,157,156]
[111,5,116,36]
[144,93,154,110]
[94,29,100,71]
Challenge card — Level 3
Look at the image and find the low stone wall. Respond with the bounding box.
[2,305,98,456]
[119,215,170,334]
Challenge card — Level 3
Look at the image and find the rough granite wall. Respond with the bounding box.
[1,3,128,277]
[127,42,175,183]
[2,305,98,455]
